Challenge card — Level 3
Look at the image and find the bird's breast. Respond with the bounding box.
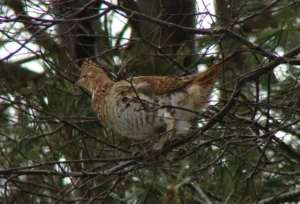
[106,91,167,140]
[94,82,214,140]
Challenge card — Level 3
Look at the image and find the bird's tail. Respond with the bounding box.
[195,51,241,85]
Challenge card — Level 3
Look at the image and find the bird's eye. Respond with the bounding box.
[82,74,87,78]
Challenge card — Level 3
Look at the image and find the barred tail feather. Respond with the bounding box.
[195,51,240,85]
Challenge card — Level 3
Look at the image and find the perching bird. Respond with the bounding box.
[76,52,239,150]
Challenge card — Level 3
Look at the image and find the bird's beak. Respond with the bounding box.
[75,79,82,87]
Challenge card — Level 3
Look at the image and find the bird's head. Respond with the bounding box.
[76,59,109,91]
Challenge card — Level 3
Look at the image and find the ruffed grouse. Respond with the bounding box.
[76,53,238,150]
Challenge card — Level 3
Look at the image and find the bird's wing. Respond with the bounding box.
[132,76,193,96]
[131,51,241,95]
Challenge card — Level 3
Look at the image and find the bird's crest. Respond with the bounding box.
[81,59,106,74]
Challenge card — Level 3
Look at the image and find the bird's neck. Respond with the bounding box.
[91,77,114,121]
[91,76,114,95]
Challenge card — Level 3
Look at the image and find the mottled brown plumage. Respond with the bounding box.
[76,53,238,150]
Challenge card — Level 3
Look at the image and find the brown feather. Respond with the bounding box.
[76,51,241,149]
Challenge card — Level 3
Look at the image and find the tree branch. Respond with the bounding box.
[257,188,300,204]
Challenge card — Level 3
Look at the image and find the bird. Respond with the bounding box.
[76,52,239,151]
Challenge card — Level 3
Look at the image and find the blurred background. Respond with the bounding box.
[1,0,300,203]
